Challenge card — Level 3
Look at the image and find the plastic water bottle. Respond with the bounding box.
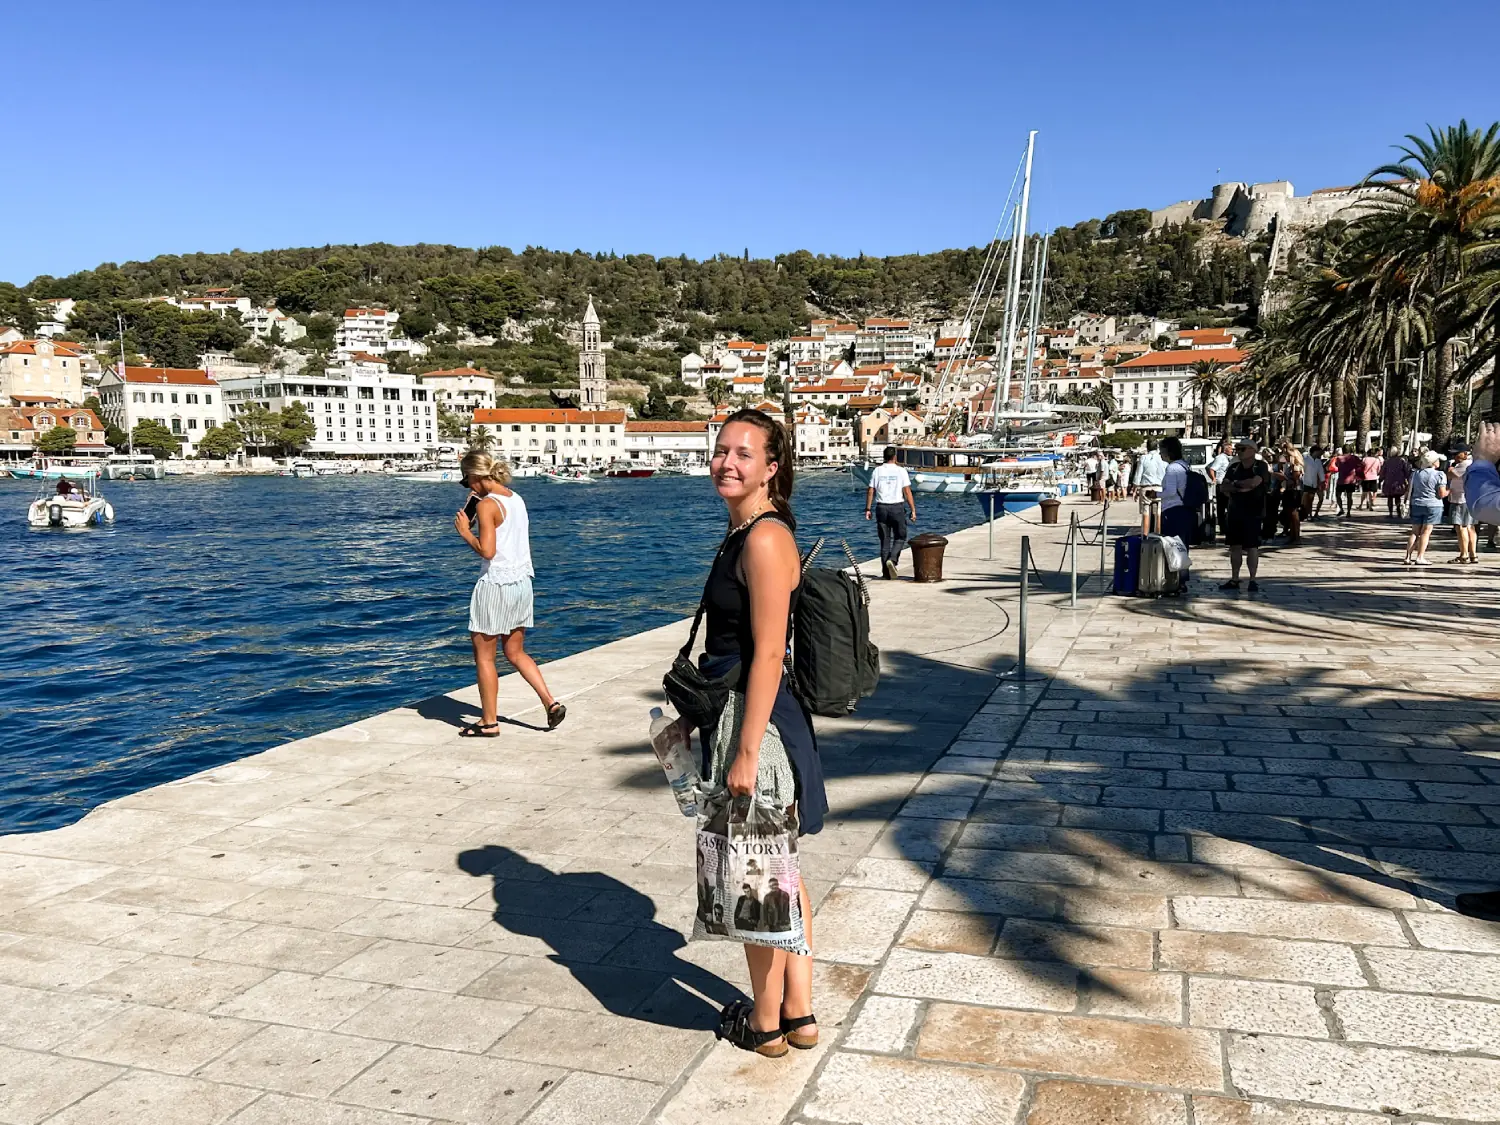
[649,707,701,817]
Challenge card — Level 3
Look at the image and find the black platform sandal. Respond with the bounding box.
[547,702,567,730]
[459,721,500,738]
[781,1013,819,1050]
[716,1000,788,1057]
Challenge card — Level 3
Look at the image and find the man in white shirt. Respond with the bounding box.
[1208,440,1231,529]
[865,445,917,579]
[1299,444,1327,520]
[1083,452,1100,493]
[1135,444,1167,533]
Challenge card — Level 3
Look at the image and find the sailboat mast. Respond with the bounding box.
[117,313,132,458]
[996,129,1036,421]
[1019,236,1043,408]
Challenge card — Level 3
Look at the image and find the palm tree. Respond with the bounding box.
[1350,120,1500,445]
[468,425,495,453]
[1188,359,1225,438]
[704,377,730,409]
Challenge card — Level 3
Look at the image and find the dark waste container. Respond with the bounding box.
[909,533,948,583]
[1039,497,1062,524]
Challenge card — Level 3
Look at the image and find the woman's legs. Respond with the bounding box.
[1416,524,1434,561]
[501,628,556,710]
[471,633,500,725]
[780,879,815,1029]
[741,877,815,1037]
[1404,527,1418,561]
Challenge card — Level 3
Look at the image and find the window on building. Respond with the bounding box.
[546,425,555,432]
[171,419,182,434]
[358,388,374,400]
[188,419,198,430]
[132,392,145,403]
[151,392,164,403]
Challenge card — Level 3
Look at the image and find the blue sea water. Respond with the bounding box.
[0,472,986,833]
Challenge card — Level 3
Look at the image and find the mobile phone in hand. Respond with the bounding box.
[463,494,480,522]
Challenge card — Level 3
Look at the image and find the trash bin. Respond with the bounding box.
[1038,498,1062,524]
[909,533,948,583]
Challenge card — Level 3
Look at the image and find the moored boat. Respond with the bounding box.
[102,453,166,481]
[604,461,654,478]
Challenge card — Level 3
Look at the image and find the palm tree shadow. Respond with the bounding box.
[456,844,742,1031]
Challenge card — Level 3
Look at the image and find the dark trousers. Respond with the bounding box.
[875,502,909,566]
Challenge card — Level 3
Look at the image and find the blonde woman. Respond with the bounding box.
[454,451,565,736]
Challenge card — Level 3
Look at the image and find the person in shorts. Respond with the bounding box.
[1300,444,1325,520]
[1447,443,1477,564]
[1403,450,1448,565]
[1220,441,1270,592]
[1359,447,1383,510]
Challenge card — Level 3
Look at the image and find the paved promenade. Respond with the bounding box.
[2,500,1497,1125]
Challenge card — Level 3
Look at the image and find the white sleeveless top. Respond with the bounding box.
[477,491,535,586]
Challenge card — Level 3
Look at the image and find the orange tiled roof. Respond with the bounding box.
[0,339,84,358]
[1116,348,1246,370]
[472,409,627,425]
[625,421,708,433]
[344,308,388,317]
[122,366,218,386]
[725,340,768,352]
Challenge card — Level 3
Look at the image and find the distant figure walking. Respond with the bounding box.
[1360,447,1383,510]
[865,445,917,580]
[454,452,565,737]
[1332,445,1363,518]
[1220,440,1271,593]
[1379,448,1411,519]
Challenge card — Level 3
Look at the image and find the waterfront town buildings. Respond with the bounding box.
[96,366,227,458]
[220,364,436,457]
[418,368,496,416]
[623,420,710,467]
[0,338,86,405]
[0,402,109,462]
[469,408,625,468]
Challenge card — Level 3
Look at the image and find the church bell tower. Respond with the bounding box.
[579,296,607,410]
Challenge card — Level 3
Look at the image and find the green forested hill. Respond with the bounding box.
[16,209,1265,350]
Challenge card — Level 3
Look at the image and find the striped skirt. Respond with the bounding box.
[468,576,535,636]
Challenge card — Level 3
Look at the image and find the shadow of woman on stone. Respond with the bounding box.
[456,844,742,1031]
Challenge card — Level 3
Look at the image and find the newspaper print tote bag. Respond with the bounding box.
[690,791,809,956]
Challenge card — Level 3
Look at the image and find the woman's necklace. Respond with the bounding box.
[727,500,771,538]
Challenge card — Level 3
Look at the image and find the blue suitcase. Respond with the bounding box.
[1112,535,1142,595]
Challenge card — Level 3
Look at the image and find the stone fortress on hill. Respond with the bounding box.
[1151,178,1386,300]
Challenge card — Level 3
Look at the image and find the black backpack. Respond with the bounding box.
[790,539,880,717]
[1184,468,1209,511]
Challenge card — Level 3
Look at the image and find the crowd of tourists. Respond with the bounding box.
[1113,433,1499,590]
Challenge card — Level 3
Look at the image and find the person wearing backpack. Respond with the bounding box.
[1159,436,1198,584]
[697,407,827,1057]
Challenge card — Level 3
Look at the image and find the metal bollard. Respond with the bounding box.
[1100,493,1108,592]
[1017,535,1029,677]
[987,493,996,561]
[1069,514,1078,608]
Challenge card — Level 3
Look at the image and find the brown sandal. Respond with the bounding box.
[717,1000,788,1057]
[782,1013,819,1049]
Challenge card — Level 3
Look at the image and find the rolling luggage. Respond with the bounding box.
[1138,534,1182,598]
[1112,534,1142,595]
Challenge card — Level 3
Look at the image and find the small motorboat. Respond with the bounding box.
[543,468,596,484]
[27,470,115,528]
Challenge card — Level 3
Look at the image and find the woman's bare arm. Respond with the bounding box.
[726,521,800,796]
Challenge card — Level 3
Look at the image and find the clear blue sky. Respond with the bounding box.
[5,0,1496,285]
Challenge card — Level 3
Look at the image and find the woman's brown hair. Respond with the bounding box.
[721,407,795,529]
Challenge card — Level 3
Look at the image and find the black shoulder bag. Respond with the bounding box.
[661,534,742,729]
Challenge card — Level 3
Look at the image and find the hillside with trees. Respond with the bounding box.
[21,211,1266,359]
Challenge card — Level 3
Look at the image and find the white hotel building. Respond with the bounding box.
[219,361,437,457]
[96,366,228,457]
